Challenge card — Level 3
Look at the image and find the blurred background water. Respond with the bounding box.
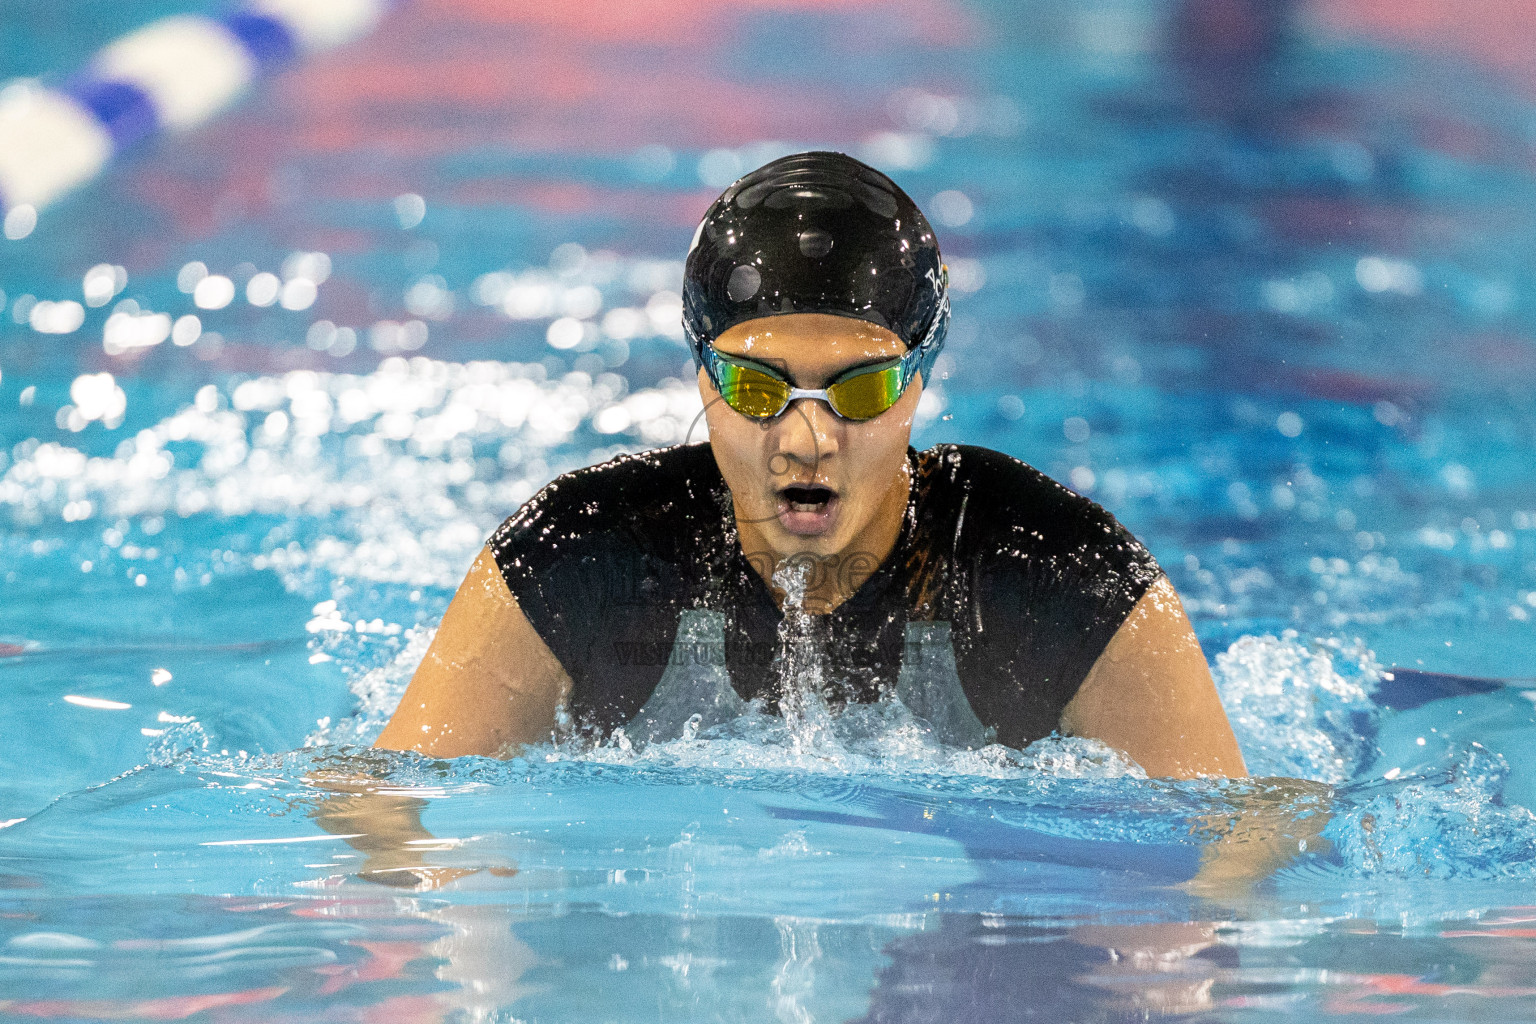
[2,0,1536,1020]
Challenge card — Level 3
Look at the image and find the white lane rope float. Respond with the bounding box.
[0,0,392,240]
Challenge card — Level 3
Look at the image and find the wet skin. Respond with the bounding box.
[328,313,1284,891]
[368,311,1245,775]
[699,313,920,613]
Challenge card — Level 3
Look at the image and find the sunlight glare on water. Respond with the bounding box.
[2,0,1536,1019]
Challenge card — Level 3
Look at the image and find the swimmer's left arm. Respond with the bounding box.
[1062,578,1333,892]
[1060,576,1247,779]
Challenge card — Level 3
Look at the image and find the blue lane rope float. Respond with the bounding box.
[0,0,393,240]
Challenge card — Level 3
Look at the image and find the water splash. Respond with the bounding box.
[1214,631,1384,783]
[1328,743,1536,881]
[771,559,840,759]
[305,627,436,747]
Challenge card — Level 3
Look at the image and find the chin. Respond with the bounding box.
[767,520,853,560]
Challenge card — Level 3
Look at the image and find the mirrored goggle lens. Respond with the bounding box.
[827,364,906,421]
[716,361,791,418]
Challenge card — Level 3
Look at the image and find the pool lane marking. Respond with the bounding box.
[201,834,364,846]
[0,0,392,229]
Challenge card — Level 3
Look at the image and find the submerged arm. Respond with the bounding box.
[1184,778,1333,897]
[1062,581,1333,888]
[311,544,571,888]
[308,779,509,889]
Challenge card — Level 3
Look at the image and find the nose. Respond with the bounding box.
[770,395,838,477]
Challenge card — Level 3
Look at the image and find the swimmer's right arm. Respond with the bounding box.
[309,546,570,889]
[374,544,573,758]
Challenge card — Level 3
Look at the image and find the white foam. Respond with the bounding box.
[301,572,1146,783]
[1215,631,1383,783]
[1328,743,1536,880]
[305,627,434,747]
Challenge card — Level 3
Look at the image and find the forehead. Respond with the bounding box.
[712,313,905,365]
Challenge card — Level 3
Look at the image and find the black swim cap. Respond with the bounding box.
[682,151,949,382]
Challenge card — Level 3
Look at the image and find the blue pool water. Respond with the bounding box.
[3,0,1536,1019]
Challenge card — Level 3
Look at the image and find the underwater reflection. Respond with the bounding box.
[858,916,1230,1023]
[855,912,1536,1023]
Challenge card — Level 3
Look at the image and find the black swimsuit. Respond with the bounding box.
[489,443,1161,749]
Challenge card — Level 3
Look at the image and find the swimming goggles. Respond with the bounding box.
[700,340,925,421]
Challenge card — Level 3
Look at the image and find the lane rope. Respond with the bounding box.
[0,0,391,240]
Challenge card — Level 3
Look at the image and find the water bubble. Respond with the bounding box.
[193,275,234,310]
[1127,196,1175,237]
[82,264,127,307]
[367,319,426,354]
[171,315,201,346]
[559,284,602,319]
[929,190,974,227]
[405,275,454,319]
[630,144,675,181]
[601,307,647,340]
[9,294,34,324]
[856,131,934,172]
[245,272,280,307]
[280,278,318,311]
[103,310,171,354]
[3,204,38,240]
[1355,256,1423,296]
[306,320,337,351]
[547,317,584,350]
[947,258,986,294]
[176,261,208,293]
[69,372,126,424]
[698,148,746,188]
[645,290,683,337]
[1441,463,1474,497]
[29,300,84,334]
[282,251,331,285]
[890,89,961,135]
[549,242,587,276]
[394,193,426,230]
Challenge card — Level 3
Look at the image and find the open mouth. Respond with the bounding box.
[774,483,840,536]
[779,484,836,512]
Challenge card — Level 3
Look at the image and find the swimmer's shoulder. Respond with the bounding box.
[491,443,722,563]
[915,443,1161,575]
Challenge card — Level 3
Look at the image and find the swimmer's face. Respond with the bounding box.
[700,312,921,566]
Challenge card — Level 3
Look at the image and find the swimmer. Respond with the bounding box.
[370,151,1246,779]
